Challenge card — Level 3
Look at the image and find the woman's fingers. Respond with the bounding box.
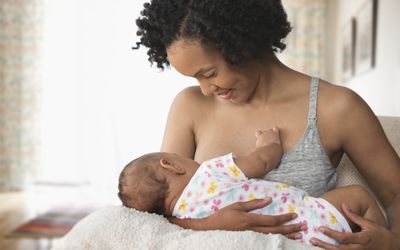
[219,199,302,234]
[230,198,272,212]
[310,237,346,249]
[253,225,301,235]
[237,199,299,225]
[238,199,300,230]
[319,227,352,244]
[285,232,303,240]
[341,203,373,230]
[310,236,364,250]
[256,223,304,235]
[319,227,371,245]
[248,213,303,234]
[258,212,299,226]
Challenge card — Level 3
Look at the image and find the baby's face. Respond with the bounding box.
[162,152,199,170]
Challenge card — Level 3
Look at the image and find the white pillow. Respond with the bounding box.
[52,206,320,250]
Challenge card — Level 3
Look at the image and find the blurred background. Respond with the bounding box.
[0,0,399,249]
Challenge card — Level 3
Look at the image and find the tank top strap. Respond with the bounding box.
[307,76,319,123]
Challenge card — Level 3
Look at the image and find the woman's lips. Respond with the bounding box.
[216,89,233,100]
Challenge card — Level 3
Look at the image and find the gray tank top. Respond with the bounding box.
[264,77,337,197]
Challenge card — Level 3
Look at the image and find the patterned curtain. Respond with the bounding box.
[0,0,42,190]
[280,0,327,77]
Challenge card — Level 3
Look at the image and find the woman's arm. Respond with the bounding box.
[313,87,400,249]
[168,198,304,237]
[339,89,400,234]
[160,87,197,158]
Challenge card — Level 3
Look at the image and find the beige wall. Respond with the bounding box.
[332,0,400,116]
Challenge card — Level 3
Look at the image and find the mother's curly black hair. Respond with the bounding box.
[134,0,292,70]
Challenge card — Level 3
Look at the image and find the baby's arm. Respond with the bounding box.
[234,127,283,178]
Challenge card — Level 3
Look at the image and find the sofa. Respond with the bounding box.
[52,116,400,250]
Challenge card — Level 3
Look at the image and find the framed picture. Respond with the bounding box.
[354,0,378,75]
[341,19,356,81]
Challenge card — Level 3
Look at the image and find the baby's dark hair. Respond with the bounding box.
[134,0,292,69]
[118,153,169,214]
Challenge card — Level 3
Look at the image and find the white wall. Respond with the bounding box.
[334,0,400,116]
[38,0,193,189]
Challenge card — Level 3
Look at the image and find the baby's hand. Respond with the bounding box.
[255,127,281,148]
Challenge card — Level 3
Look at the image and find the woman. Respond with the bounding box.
[133,0,400,249]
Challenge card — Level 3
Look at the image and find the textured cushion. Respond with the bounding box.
[52,206,320,250]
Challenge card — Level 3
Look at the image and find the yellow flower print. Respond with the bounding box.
[274,184,282,190]
[248,194,256,200]
[329,211,338,224]
[179,200,187,212]
[229,166,240,177]
[288,204,296,213]
[207,181,217,194]
[282,184,290,189]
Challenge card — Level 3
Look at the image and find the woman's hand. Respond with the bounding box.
[206,198,306,239]
[310,204,400,250]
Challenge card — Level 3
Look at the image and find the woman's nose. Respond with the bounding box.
[200,82,217,96]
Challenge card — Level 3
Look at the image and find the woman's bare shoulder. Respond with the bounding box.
[319,80,358,101]
[174,86,208,102]
[317,80,382,157]
[172,86,214,112]
[318,80,371,118]
[176,85,203,99]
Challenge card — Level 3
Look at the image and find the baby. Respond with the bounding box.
[118,128,387,245]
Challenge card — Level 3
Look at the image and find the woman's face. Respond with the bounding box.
[166,39,262,104]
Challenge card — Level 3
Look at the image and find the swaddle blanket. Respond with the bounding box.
[52,206,320,250]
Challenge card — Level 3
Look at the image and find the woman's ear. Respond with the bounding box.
[160,158,186,175]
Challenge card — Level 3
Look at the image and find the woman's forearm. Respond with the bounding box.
[166,199,302,235]
[387,193,400,236]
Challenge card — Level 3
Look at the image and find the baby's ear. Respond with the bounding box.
[160,158,185,175]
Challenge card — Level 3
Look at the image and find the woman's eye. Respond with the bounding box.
[203,70,216,79]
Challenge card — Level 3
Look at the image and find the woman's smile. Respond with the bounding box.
[215,89,233,100]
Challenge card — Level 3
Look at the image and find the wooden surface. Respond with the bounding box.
[0,186,118,250]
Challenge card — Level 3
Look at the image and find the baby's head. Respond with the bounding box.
[118,153,169,214]
[118,152,198,215]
